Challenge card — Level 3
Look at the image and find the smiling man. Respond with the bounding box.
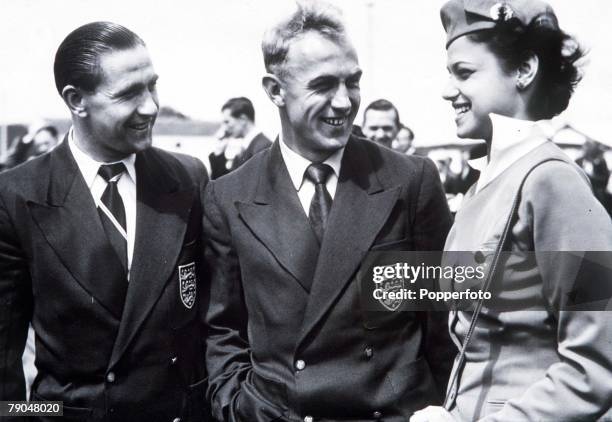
[0,22,209,421]
[203,3,454,421]
[362,99,402,148]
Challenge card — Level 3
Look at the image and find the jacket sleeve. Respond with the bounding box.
[413,158,455,400]
[0,188,31,401]
[203,181,251,421]
[482,162,612,421]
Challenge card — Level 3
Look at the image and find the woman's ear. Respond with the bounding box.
[516,52,539,90]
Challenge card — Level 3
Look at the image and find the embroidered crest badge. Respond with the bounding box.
[179,262,197,309]
[490,3,514,21]
[378,277,405,312]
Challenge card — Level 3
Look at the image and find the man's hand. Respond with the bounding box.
[410,406,456,422]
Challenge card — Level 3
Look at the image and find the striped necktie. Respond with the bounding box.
[97,163,128,273]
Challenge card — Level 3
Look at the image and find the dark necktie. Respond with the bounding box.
[98,163,128,273]
[305,163,334,243]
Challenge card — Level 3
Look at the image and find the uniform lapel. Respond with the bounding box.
[236,141,319,292]
[27,140,127,319]
[109,149,195,368]
[297,138,401,344]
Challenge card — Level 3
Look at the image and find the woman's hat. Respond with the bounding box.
[441,0,558,48]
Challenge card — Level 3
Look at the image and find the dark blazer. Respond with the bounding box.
[204,136,453,422]
[0,139,209,421]
[208,132,271,179]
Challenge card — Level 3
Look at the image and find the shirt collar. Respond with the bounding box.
[472,114,550,192]
[68,127,137,188]
[278,134,344,191]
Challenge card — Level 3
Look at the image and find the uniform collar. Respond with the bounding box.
[473,114,551,193]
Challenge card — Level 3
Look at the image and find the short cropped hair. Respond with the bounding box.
[222,97,256,122]
[262,1,346,78]
[54,21,145,95]
[363,99,401,128]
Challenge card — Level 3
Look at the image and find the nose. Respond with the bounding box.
[138,90,159,117]
[442,78,460,101]
[331,84,351,113]
[374,128,386,141]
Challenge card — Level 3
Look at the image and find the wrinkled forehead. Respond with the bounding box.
[282,31,359,78]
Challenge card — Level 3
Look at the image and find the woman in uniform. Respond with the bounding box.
[412,0,612,421]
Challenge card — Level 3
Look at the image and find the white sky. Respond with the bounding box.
[1,0,611,144]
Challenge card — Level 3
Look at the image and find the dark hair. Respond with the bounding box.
[363,99,400,127]
[54,21,145,95]
[398,124,414,140]
[468,15,584,119]
[222,97,255,122]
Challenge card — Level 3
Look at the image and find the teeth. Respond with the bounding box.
[322,117,345,127]
[454,105,470,115]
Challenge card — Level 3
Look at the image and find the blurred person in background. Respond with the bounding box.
[392,124,416,155]
[412,0,612,421]
[208,96,271,179]
[1,122,59,171]
[576,138,612,216]
[362,98,401,148]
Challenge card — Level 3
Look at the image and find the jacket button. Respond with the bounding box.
[106,372,115,383]
[373,410,382,419]
[364,346,373,359]
[295,360,306,371]
[172,418,181,422]
[304,416,313,422]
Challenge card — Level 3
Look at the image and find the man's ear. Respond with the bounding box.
[516,52,539,91]
[262,74,285,107]
[61,85,88,118]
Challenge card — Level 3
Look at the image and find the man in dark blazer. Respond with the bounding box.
[208,97,271,179]
[0,22,209,421]
[204,3,453,421]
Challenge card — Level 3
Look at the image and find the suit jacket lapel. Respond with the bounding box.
[298,138,401,345]
[27,140,127,318]
[236,141,319,292]
[109,149,195,367]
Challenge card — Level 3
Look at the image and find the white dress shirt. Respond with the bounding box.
[278,136,344,216]
[68,128,137,278]
[471,114,552,194]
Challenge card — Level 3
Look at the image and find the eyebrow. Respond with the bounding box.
[307,69,363,87]
[113,74,159,98]
[448,61,474,72]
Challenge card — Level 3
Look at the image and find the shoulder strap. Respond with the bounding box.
[444,157,565,409]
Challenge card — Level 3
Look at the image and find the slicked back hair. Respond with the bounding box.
[54,21,145,95]
[222,97,256,122]
[262,1,346,78]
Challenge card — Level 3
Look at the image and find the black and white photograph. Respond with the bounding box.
[1,0,611,421]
